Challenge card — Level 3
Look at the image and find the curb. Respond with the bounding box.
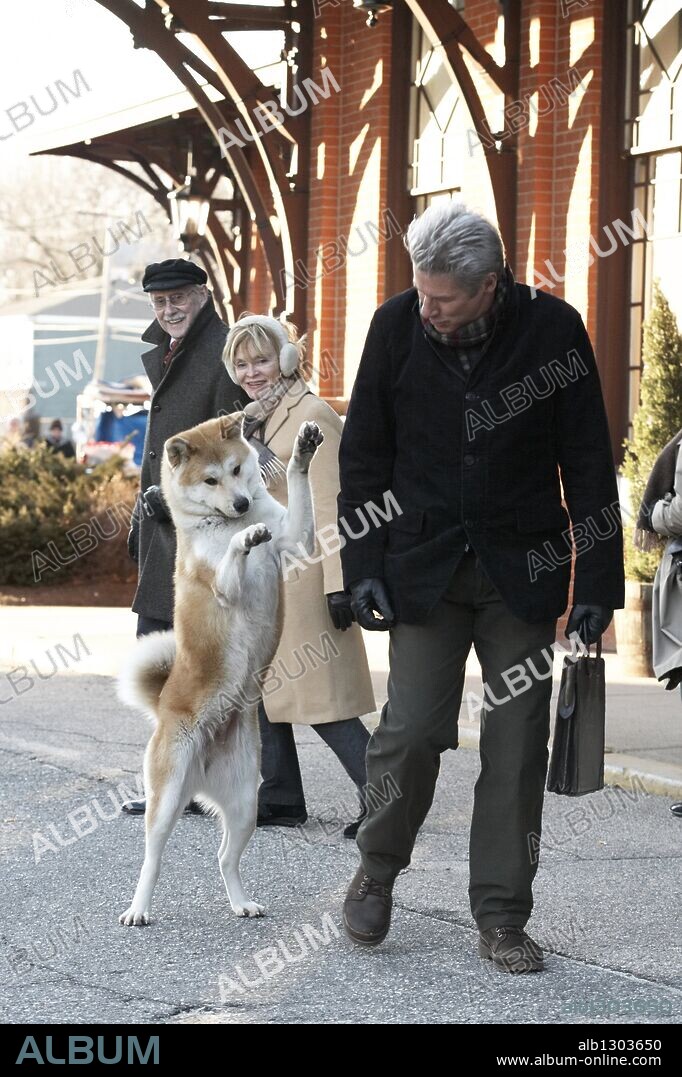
[365,713,682,800]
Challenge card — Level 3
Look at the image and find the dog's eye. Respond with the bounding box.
[232,465,241,476]
[204,477,218,486]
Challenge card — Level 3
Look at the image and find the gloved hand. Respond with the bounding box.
[349,577,395,632]
[141,484,171,522]
[565,604,613,645]
[127,518,139,563]
[326,591,354,631]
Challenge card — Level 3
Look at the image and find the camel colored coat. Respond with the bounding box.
[252,381,376,725]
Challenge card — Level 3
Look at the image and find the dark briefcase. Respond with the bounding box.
[547,638,605,797]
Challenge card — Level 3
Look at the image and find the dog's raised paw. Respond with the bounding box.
[233,900,266,918]
[243,523,272,551]
[296,421,324,456]
[119,908,151,927]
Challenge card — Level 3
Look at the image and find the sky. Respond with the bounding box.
[0,0,287,366]
[0,0,283,165]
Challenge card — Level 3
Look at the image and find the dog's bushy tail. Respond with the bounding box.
[117,631,176,720]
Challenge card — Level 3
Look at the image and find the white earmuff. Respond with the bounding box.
[236,315,299,376]
[278,341,300,376]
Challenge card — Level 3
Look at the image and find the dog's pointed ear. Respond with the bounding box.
[219,411,245,441]
[166,436,194,469]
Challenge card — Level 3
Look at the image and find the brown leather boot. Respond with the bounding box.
[343,866,394,946]
[478,926,544,973]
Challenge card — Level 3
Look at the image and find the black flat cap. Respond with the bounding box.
[142,258,207,292]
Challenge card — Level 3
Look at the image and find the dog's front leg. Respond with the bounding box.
[278,421,324,558]
[214,523,272,604]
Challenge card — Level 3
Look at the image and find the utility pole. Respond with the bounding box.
[93,216,112,383]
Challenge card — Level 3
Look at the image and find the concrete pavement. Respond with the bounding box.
[0,606,680,1024]
[1,605,681,790]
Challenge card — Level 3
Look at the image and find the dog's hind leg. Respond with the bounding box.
[119,734,190,926]
[208,721,264,918]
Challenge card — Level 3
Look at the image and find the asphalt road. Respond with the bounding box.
[0,673,680,1025]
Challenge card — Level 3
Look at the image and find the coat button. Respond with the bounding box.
[153,404,161,412]
[465,518,474,528]
[149,450,156,459]
[464,454,475,466]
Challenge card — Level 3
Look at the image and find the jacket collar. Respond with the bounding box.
[410,265,520,383]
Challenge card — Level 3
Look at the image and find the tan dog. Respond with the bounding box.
[118,413,323,925]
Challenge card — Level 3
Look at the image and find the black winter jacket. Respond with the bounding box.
[132,297,249,623]
[338,282,625,625]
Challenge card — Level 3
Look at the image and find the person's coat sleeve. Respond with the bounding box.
[338,313,396,588]
[554,316,625,609]
[652,444,682,537]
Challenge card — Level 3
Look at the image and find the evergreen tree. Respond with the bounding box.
[622,281,682,580]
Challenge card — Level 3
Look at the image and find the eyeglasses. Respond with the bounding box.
[149,290,196,310]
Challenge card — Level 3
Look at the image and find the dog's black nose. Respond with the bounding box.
[233,497,250,515]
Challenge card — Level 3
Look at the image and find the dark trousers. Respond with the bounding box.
[136,615,172,638]
[258,702,370,811]
[358,549,557,931]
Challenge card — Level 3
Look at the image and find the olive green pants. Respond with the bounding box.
[358,550,557,931]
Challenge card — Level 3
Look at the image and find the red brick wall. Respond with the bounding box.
[243,1,608,396]
[458,0,603,341]
[306,4,345,398]
[515,0,603,341]
[244,150,275,317]
[307,4,393,399]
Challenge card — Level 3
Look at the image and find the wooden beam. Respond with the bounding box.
[408,0,513,96]
[406,0,519,260]
[94,0,288,310]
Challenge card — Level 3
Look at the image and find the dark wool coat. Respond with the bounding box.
[132,297,250,623]
[338,282,625,625]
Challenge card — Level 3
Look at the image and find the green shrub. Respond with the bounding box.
[622,282,682,581]
[0,444,138,587]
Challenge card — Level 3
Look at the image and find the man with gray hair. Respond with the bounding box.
[339,201,624,970]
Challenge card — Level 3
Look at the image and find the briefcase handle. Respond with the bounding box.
[570,635,602,660]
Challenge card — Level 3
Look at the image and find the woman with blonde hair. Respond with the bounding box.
[222,313,376,836]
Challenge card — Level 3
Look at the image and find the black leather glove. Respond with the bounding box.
[127,497,141,563]
[349,577,395,632]
[565,604,613,645]
[326,591,354,631]
[141,484,171,522]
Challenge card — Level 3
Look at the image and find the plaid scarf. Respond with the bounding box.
[242,375,302,487]
[421,268,511,374]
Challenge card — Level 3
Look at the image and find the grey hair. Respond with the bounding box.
[404,202,505,295]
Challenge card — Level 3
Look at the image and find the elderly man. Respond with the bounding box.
[122,258,249,815]
[339,202,625,971]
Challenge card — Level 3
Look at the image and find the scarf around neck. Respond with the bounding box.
[420,266,511,348]
[242,374,304,487]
